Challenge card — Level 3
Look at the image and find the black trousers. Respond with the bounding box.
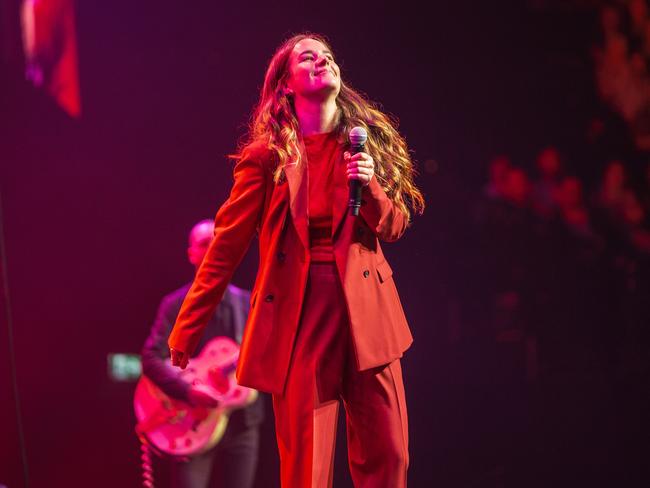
[169,425,260,488]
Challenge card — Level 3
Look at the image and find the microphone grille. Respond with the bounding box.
[349,126,368,146]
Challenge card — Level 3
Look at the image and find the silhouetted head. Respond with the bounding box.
[187,219,214,269]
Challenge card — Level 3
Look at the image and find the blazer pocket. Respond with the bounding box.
[376,259,393,283]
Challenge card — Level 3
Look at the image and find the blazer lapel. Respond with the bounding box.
[284,148,310,252]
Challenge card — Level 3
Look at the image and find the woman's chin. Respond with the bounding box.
[308,82,340,97]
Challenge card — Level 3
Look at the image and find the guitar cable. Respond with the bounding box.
[139,438,155,488]
[0,188,30,487]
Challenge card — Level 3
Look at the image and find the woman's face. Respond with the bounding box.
[285,38,340,101]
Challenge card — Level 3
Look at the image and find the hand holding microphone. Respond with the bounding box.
[346,127,375,216]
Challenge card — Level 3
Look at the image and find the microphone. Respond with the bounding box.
[348,126,368,216]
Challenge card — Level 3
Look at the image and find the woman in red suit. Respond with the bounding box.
[168,33,424,487]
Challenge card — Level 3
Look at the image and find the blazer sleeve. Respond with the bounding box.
[359,176,408,242]
[141,294,191,401]
[168,153,267,357]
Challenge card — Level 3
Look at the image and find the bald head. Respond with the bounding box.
[187,219,214,268]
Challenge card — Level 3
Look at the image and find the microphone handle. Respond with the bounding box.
[348,142,365,216]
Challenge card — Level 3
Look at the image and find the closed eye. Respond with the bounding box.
[298,49,335,64]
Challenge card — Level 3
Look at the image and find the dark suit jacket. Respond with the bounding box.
[169,141,413,394]
[142,283,264,429]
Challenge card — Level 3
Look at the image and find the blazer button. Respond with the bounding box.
[363,270,370,278]
[277,251,286,262]
[264,294,274,303]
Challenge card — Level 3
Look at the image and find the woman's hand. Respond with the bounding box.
[170,347,189,369]
[345,151,375,186]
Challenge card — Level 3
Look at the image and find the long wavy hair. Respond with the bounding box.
[232,33,425,220]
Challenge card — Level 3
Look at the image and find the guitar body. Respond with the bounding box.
[134,336,257,458]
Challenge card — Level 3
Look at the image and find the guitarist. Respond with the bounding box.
[141,219,264,488]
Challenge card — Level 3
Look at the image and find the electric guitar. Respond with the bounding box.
[133,336,257,458]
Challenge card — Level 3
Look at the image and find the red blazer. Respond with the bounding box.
[168,141,413,394]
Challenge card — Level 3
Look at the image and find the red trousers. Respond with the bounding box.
[272,263,409,488]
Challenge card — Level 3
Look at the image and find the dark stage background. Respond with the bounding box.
[2,1,649,487]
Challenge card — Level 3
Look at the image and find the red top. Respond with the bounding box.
[304,131,338,262]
